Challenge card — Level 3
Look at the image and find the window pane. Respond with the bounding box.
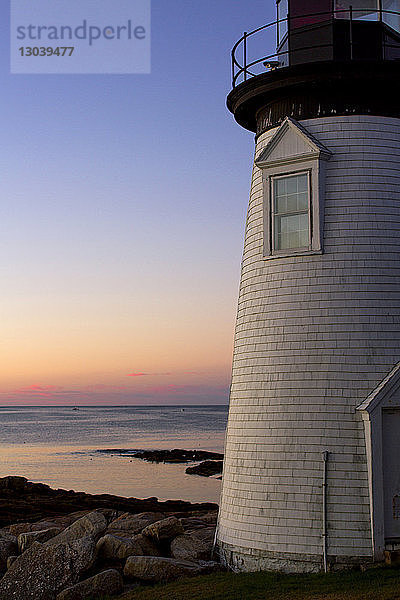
[275,214,309,250]
[298,213,310,246]
[297,191,308,211]
[297,174,308,193]
[275,178,286,197]
[278,0,288,45]
[275,196,287,213]
[335,0,379,20]
[274,213,309,250]
[286,194,298,212]
[285,191,307,212]
[286,177,297,195]
[383,0,400,31]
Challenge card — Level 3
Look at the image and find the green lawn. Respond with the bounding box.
[114,567,400,600]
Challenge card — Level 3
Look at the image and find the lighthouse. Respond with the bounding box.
[217,1,400,573]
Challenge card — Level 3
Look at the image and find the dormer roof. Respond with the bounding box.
[255,116,332,169]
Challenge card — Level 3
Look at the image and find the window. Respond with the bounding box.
[334,1,400,31]
[335,0,379,20]
[382,0,400,31]
[277,0,288,45]
[255,117,332,259]
[272,172,310,251]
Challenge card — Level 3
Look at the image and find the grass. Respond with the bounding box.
[111,567,400,600]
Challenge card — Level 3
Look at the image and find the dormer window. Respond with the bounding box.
[255,117,332,259]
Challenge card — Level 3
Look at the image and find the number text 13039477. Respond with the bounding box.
[19,47,75,57]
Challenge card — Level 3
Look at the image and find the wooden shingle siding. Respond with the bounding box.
[217,115,400,572]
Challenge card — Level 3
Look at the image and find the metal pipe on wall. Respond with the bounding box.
[322,451,329,573]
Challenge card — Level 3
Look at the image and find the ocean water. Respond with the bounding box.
[0,405,228,503]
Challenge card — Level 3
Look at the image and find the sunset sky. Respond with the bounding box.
[1,1,276,405]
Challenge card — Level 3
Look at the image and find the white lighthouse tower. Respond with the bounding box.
[217,0,400,573]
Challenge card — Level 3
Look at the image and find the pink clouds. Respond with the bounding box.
[12,384,64,397]
[0,376,229,406]
[126,372,172,377]
[127,372,148,377]
[182,371,202,375]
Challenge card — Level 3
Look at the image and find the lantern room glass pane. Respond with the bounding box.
[334,0,379,20]
[277,0,288,44]
[273,173,310,251]
[383,0,400,32]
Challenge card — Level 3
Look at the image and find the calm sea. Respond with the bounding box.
[0,405,228,503]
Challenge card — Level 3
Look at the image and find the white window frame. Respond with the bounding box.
[270,170,312,254]
[261,157,325,259]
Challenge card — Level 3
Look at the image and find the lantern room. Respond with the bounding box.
[277,0,400,64]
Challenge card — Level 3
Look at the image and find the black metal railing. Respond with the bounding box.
[231,7,400,88]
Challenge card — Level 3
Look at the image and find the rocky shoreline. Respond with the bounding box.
[127,449,224,464]
[0,475,218,528]
[91,447,225,477]
[0,476,221,599]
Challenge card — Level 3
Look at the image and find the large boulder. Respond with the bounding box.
[42,512,92,531]
[142,516,183,543]
[46,512,107,545]
[18,528,62,553]
[188,527,216,547]
[8,512,93,539]
[0,536,96,600]
[123,556,203,583]
[52,511,93,526]
[179,517,208,530]
[96,533,160,561]
[170,533,211,561]
[9,521,60,537]
[106,512,164,537]
[128,533,161,556]
[0,534,17,571]
[56,569,123,600]
[195,512,218,525]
